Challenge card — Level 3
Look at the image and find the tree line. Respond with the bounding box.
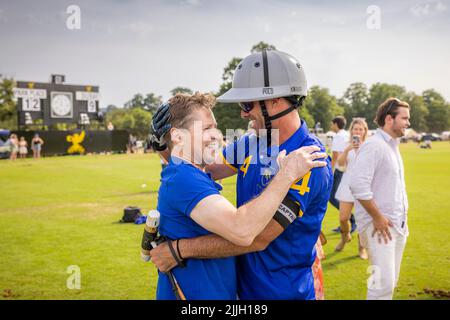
[212,42,450,134]
[1,42,449,138]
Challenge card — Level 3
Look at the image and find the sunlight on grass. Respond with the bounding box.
[1,143,449,299]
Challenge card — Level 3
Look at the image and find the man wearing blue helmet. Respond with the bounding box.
[150,50,333,300]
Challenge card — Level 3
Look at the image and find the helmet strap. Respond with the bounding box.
[268,96,304,121]
[267,105,296,121]
[258,101,299,146]
[259,100,272,147]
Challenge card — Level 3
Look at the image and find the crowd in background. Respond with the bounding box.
[1,133,44,160]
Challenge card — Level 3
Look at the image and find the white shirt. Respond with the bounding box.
[335,148,357,202]
[339,148,357,185]
[332,129,349,171]
[349,129,409,236]
[345,148,357,172]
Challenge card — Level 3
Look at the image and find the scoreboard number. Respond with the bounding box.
[87,99,96,113]
[23,97,41,111]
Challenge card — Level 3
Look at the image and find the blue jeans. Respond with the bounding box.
[329,169,343,210]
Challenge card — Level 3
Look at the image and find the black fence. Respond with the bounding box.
[10,130,128,156]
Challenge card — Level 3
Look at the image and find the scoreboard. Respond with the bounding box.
[13,75,101,126]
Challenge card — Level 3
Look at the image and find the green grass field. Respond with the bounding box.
[1,142,449,300]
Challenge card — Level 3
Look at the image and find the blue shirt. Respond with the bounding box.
[156,156,237,300]
[222,121,333,300]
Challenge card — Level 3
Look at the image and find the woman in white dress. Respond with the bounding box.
[335,118,369,259]
[19,136,28,158]
[9,134,19,160]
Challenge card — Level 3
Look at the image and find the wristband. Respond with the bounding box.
[176,239,184,260]
[167,240,185,268]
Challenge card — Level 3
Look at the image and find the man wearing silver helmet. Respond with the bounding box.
[150,49,333,300]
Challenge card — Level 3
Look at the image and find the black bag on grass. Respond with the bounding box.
[120,206,142,223]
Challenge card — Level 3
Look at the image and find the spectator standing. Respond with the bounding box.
[128,134,135,153]
[31,133,44,159]
[350,98,411,300]
[329,116,356,233]
[334,118,369,259]
[9,134,19,160]
[18,136,28,159]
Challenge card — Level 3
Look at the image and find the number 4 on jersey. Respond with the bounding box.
[240,155,253,177]
[291,171,311,195]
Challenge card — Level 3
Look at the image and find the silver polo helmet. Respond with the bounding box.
[217,50,307,103]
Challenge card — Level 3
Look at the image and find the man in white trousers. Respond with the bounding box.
[350,97,411,300]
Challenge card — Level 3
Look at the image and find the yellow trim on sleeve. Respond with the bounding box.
[294,201,304,218]
[220,153,238,172]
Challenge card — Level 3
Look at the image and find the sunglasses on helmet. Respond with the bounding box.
[239,102,255,113]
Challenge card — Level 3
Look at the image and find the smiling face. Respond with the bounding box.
[240,101,266,134]
[375,98,410,138]
[165,92,220,166]
[388,107,411,138]
[239,99,288,134]
[171,107,222,166]
[191,108,221,165]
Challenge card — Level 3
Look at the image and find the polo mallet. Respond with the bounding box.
[141,210,186,300]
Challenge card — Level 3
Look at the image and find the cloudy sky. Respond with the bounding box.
[1,0,449,108]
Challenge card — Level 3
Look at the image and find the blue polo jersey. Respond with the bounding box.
[155,156,237,300]
[222,120,333,300]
